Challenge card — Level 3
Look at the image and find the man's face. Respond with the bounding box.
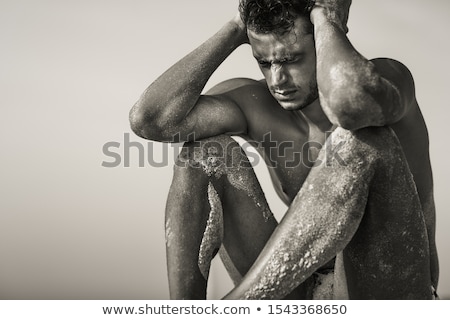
[248,17,318,111]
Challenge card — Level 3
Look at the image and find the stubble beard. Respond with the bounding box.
[280,77,319,111]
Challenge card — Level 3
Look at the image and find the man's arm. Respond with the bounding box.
[129,15,249,142]
[223,127,376,299]
[311,0,416,130]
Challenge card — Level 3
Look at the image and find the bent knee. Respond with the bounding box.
[175,135,250,178]
[325,126,403,167]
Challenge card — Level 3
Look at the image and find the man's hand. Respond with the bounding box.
[130,12,250,142]
[232,12,249,44]
[310,0,352,33]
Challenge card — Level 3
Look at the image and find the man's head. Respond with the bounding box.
[239,0,318,110]
[239,0,314,35]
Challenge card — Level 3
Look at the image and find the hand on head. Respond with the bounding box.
[233,11,250,44]
[310,0,352,33]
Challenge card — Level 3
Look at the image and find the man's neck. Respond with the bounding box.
[299,99,334,132]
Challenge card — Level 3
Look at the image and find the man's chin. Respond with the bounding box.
[278,95,319,111]
[278,100,305,111]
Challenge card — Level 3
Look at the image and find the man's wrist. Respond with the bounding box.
[230,13,249,45]
[310,7,347,33]
[310,7,327,26]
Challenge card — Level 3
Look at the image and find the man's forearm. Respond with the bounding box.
[223,152,368,299]
[130,17,247,140]
[222,127,377,300]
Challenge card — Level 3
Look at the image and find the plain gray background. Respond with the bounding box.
[1,0,449,299]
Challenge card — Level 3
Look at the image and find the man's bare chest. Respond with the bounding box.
[251,123,330,204]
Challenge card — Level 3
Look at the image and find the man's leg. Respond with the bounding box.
[338,127,433,299]
[164,135,275,299]
[223,126,432,299]
[165,135,313,299]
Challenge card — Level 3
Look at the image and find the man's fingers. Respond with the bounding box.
[305,0,316,13]
[311,0,351,33]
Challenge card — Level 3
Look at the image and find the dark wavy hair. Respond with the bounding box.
[239,0,314,35]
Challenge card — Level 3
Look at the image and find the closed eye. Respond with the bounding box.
[257,59,271,68]
[280,55,301,64]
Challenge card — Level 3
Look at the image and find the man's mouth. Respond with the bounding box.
[273,89,297,100]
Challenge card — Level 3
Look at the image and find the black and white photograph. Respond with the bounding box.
[1,0,449,306]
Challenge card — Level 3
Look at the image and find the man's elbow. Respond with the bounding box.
[324,88,389,131]
[331,112,362,131]
[322,91,366,131]
[129,104,165,141]
[329,110,368,131]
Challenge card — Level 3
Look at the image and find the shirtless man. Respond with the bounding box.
[129,0,439,299]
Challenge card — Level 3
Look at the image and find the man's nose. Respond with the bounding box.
[270,64,287,87]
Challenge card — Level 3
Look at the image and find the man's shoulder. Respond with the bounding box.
[206,77,269,95]
[370,58,414,81]
[370,57,417,120]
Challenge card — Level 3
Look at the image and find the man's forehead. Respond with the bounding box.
[248,26,313,60]
[248,29,310,45]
